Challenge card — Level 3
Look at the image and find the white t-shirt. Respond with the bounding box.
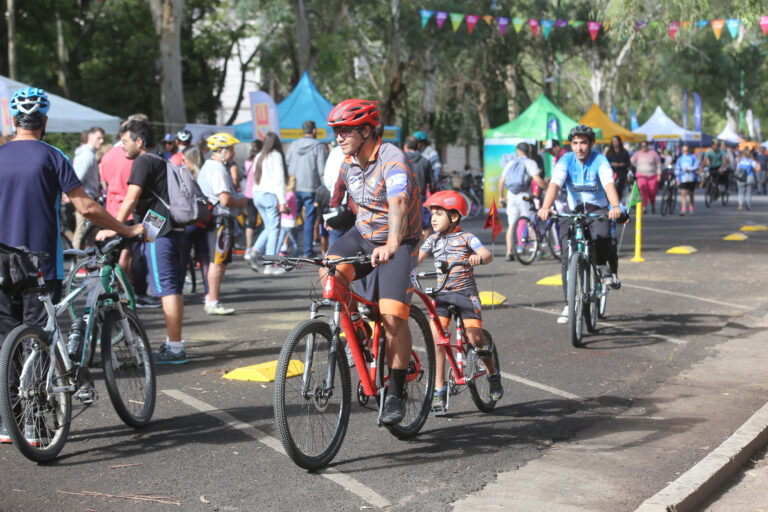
[323,146,345,192]
[198,158,237,217]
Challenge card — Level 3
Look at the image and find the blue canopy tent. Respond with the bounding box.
[234,72,401,144]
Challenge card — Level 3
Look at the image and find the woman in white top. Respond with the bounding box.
[250,132,288,274]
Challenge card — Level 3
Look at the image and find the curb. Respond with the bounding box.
[635,402,768,512]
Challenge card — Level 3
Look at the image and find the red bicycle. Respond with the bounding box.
[267,254,435,470]
[411,261,501,413]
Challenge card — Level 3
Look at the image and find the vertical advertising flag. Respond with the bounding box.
[0,82,13,136]
[610,106,617,123]
[693,92,702,132]
[630,108,639,131]
[747,109,755,139]
[683,88,688,131]
[546,114,561,142]
[755,118,762,142]
[249,91,279,142]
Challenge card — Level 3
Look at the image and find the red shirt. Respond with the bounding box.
[99,144,133,218]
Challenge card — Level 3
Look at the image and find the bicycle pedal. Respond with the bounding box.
[473,347,493,358]
[74,385,98,404]
[431,403,447,416]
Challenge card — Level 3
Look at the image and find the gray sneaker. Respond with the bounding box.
[153,343,188,365]
[557,305,569,324]
[380,395,405,425]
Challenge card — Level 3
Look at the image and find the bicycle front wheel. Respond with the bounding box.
[567,254,585,348]
[387,306,435,439]
[273,319,350,470]
[101,309,156,428]
[467,329,501,413]
[598,289,608,319]
[721,187,729,206]
[586,264,598,333]
[513,216,538,265]
[0,325,71,462]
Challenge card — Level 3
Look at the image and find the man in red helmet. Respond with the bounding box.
[323,99,422,425]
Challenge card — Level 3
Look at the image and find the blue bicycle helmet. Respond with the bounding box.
[413,131,429,142]
[10,87,50,116]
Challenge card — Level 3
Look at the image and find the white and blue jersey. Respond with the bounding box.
[675,154,699,183]
[551,151,614,210]
[737,157,757,178]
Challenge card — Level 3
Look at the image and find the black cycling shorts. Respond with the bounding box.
[679,182,696,192]
[435,291,482,329]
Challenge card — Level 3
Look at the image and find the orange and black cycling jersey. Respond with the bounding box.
[339,139,422,243]
[420,226,485,294]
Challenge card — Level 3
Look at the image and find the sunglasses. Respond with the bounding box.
[333,127,358,139]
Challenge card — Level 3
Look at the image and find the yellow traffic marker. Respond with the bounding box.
[536,274,563,286]
[740,225,768,232]
[479,291,507,306]
[223,359,304,383]
[666,245,698,255]
[723,233,748,241]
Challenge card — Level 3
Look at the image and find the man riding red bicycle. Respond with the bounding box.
[321,99,423,425]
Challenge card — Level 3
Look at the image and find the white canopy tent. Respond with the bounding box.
[715,124,742,145]
[634,106,701,142]
[0,75,121,135]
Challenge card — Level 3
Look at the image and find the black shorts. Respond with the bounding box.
[435,291,482,329]
[245,200,259,230]
[207,216,234,265]
[328,227,419,320]
[679,182,696,192]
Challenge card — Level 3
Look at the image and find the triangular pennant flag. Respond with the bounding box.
[725,18,740,39]
[482,15,494,25]
[681,21,690,29]
[497,17,510,36]
[484,198,503,241]
[569,20,585,28]
[541,19,554,39]
[419,9,434,28]
[435,11,448,29]
[635,21,648,31]
[604,21,610,31]
[668,21,680,40]
[449,12,464,32]
[587,21,601,41]
[466,14,480,34]
[711,19,725,40]
[696,19,710,29]
[555,20,568,28]
[649,21,660,28]
[627,181,641,208]
[761,16,768,35]
[527,18,540,36]
[513,17,526,33]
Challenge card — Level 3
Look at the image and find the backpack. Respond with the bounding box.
[735,159,751,182]
[503,156,529,194]
[149,154,212,226]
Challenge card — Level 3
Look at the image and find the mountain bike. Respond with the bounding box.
[0,237,155,462]
[659,168,678,217]
[411,261,501,414]
[268,254,435,470]
[512,195,561,264]
[703,167,729,207]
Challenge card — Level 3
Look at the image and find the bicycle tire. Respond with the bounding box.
[660,187,669,216]
[586,264,598,333]
[598,289,608,319]
[0,325,71,462]
[721,187,729,206]
[567,254,585,348]
[467,329,500,413]
[387,306,435,439]
[512,216,538,265]
[545,222,562,262]
[705,182,713,207]
[101,309,156,428]
[670,186,678,214]
[273,319,350,470]
[64,258,90,322]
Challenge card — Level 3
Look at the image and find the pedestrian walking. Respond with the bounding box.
[72,126,105,249]
[181,146,210,300]
[630,141,662,214]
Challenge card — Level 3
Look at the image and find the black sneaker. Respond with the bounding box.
[135,295,162,309]
[380,395,405,425]
[487,373,504,401]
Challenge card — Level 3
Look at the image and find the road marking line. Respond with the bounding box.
[412,344,582,401]
[523,306,687,345]
[621,283,750,310]
[162,389,391,509]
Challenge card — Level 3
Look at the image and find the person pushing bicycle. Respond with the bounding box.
[418,191,502,413]
[321,99,423,425]
[537,125,623,325]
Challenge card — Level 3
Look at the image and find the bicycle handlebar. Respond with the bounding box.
[552,211,630,224]
[263,252,372,271]
[412,260,473,295]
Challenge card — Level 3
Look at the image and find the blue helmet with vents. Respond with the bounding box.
[10,87,51,116]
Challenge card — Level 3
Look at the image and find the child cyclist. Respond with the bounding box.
[418,191,503,415]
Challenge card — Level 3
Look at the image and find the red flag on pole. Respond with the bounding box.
[484,198,503,241]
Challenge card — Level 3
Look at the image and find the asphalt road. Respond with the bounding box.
[1,192,767,512]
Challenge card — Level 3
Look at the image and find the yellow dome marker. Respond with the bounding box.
[536,274,563,286]
[666,245,698,255]
[223,359,303,383]
[740,225,768,232]
[723,233,748,241]
[479,291,507,306]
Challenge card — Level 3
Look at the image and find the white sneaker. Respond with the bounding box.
[263,265,286,275]
[245,251,261,272]
[204,302,235,315]
[557,305,569,324]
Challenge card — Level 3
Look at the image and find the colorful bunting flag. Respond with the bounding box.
[696,20,710,29]
[541,19,554,39]
[668,21,680,40]
[450,12,464,32]
[649,21,659,28]
[587,21,601,41]
[482,15,494,25]
[761,16,768,35]
[711,19,725,40]
[512,17,526,33]
[497,17,510,36]
[725,18,740,39]
[569,20,585,28]
[681,21,690,29]
[635,21,648,31]
[420,9,434,28]
[604,21,611,31]
[528,18,540,36]
[435,11,448,30]
[555,20,568,28]
[466,14,480,34]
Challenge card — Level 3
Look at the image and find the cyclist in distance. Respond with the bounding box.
[322,99,422,425]
[537,125,623,324]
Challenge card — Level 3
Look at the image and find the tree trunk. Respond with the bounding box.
[292,0,311,75]
[379,0,404,126]
[149,0,187,132]
[6,0,16,80]
[419,48,437,131]
[54,0,70,97]
[505,63,518,120]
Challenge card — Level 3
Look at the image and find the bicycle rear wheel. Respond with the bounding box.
[598,289,608,319]
[705,183,713,207]
[586,264,598,333]
[0,325,71,462]
[387,306,435,439]
[512,217,538,265]
[467,329,500,413]
[101,309,156,428]
[721,186,729,206]
[660,187,670,216]
[567,254,585,348]
[273,319,350,470]
[64,258,89,322]
[670,186,678,213]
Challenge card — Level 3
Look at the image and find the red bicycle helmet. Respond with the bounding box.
[424,191,468,218]
[327,99,381,127]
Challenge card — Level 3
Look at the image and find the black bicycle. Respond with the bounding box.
[703,167,729,207]
[512,195,561,264]
[659,167,678,217]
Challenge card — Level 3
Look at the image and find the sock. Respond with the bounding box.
[166,339,185,353]
[207,300,219,307]
[435,385,447,394]
[388,368,408,399]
